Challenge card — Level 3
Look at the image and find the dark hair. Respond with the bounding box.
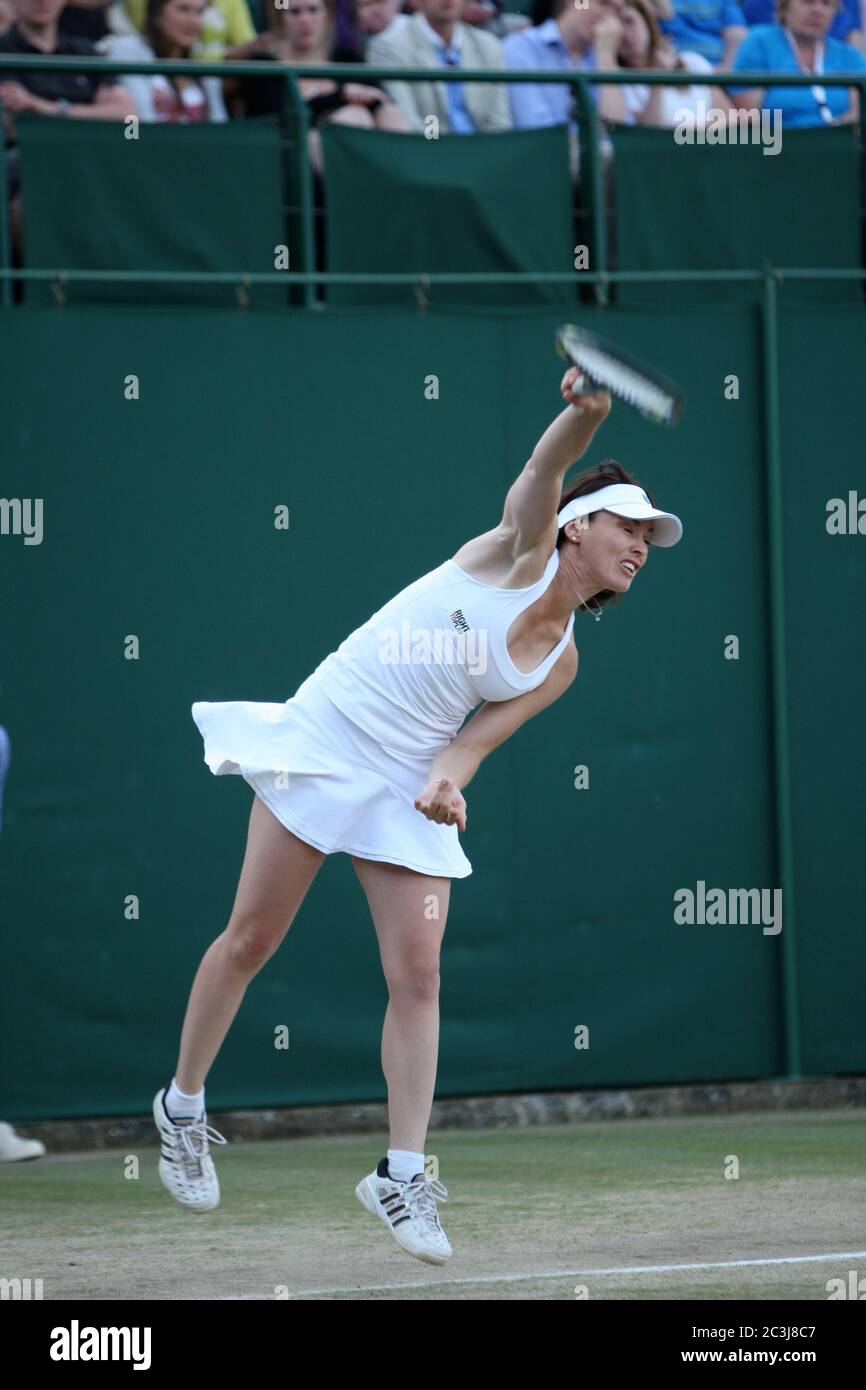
[145,0,206,104]
[265,0,337,41]
[556,458,656,616]
[621,0,686,71]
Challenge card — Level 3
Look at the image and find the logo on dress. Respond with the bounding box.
[376,613,488,674]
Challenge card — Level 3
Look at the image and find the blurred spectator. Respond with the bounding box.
[0,1,134,305]
[728,0,865,122]
[122,0,257,57]
[219,0,369,116]
[361,0,529,47]
[59,0,112,42]
[659,0,746,66]
[357,0,409,41]
[107,0,228,118]
[618,0,731,123]
[236,0,409,172]
[0,0,13,28]
[741,0,862,48]
[0,0,135,123]
[366,0,512,132]
[502,0,631,129]
[461,0,530,37]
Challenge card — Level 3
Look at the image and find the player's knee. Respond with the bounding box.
[224,911,287,972]
[387,959,441,1003]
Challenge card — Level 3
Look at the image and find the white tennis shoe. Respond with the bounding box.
[0,1121,46,1162]
[152,1088,227,1213]
[356,1158,453,1264]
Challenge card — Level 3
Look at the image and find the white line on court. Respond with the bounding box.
[201,1250,866,1298]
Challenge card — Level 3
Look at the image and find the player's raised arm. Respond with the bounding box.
[500,372,611,554]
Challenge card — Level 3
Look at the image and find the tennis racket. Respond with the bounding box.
[555,324,685,427]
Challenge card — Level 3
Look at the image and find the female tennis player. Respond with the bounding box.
[152,367,683,1266]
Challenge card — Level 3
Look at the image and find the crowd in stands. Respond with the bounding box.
[0,0,863,259]
[1,0,865,139]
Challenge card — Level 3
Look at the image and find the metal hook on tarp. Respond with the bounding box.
[51,271,68,308]
[413,272,430,313]
[593,272,610,309]
[235,273,252,310]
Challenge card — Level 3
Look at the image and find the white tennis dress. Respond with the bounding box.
[192,546,575,878]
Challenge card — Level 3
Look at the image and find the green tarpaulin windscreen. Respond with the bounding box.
[609,123,861,305]
[322,124,575,307]
[15,115,295,306]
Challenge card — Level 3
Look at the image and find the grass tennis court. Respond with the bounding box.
[3,1108,863,1300]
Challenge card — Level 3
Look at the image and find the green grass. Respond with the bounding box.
[2,1109,863,1300]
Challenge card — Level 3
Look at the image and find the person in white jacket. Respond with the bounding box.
[366,0,512,133]
[107,0,228,122]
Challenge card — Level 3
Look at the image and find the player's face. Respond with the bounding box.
[578,509,654,592]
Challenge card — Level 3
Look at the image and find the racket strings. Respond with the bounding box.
[568,345,675,422]
[555,325,683,426]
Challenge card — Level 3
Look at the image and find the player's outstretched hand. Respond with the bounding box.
[414,777,467,832]
[560,368,612,418]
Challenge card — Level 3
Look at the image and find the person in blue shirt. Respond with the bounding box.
[502,0,632,131]
[740,0,862,47]
[660,0,748,66]
[728,0,866,126]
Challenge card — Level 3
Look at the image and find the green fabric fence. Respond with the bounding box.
[14,114,298,306]
[1,303,864,1120]
[321,123,576,308]
[609,124,862,307]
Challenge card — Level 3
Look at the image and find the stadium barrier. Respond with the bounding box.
[0,57,864,306]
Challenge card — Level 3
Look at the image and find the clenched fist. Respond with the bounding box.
[560,367,612,418]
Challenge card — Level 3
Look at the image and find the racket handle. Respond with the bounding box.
[568,370,600,398]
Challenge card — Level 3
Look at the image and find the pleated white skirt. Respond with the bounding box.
[191,673,472,879]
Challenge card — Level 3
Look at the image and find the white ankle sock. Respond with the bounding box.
[387,1148,425,1184]
[165,1078,205,1122]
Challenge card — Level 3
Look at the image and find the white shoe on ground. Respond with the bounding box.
[0,1121,46,1162]
[355,1156,453,1265]
[152,1087,226,1213]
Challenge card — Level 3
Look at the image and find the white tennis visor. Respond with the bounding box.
[557,483,683,547]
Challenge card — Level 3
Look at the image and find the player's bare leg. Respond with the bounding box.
[350,856,453,1264]
[175,796,326,1092]
[154,795,326,1212]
